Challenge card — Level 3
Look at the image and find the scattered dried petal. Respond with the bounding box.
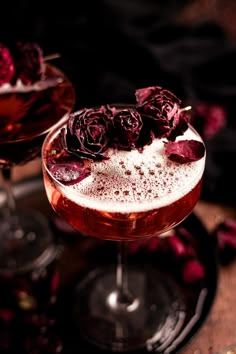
[167,235,187,257]
[164,139,205,163]
[182,258,205,284]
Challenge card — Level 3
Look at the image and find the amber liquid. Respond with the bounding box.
[0,64,75,168]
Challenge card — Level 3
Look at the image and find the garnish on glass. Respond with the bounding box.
[48,86,205,185]
[0,42,62,92]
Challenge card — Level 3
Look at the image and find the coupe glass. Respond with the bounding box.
[42,106,206,352]
[0,63,75,274]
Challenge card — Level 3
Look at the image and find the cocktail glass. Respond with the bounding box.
[42,92,206,351]
[0,63,75,274]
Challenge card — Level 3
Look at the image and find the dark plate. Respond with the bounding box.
[0,176,218,354]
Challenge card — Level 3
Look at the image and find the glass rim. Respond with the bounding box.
[41,115,206,214]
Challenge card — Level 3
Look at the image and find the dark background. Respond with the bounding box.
[1,0,236,205]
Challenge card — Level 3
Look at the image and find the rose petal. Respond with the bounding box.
[49,161,91,185]
[167,235,187,257]
[182,259,205,284]
[164,139,205,163]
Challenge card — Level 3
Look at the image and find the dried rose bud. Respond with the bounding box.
[110,108,144,150]
[61,106,112,161]
[0,43,15,85]
[14,42,44,84]
[182,258,205,284]
[135,86,189,140]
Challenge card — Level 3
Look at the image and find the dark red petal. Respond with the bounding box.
[167,235,187,257]
[164,139,205,163]
[217,230,236,250]
[49,161,91,185]
[147,236,160,252]
[182,259,205,284]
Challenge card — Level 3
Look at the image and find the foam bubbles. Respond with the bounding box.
[55,127,205,213]
[0,77,63,94]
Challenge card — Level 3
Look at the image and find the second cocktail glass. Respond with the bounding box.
[0,42,75,274]
[42,86,206,351]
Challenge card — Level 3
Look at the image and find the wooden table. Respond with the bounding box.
[181,202,236,354]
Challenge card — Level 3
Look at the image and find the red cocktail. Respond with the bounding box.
[42,86,206,351]
[0,63,75,168]
[43,124,205,241]
[0,42,75,274]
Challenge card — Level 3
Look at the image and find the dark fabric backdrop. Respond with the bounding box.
[1,0,236,205]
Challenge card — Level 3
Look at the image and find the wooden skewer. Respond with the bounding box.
[180,105,192,112]
[44,53,61,61]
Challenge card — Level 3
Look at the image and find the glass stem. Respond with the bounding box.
[116,241,133,307]
[0,168,25,241]
[1,168,16,213]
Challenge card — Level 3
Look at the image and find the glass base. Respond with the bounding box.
[0,207,58,275]
[74,265,185,352]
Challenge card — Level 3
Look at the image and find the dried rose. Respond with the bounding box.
[135,86,189,140]
[164,139,205,163]
[110,107,144,150]
[0,43,15,85]
[14,42,44,84]
[60,106,112,160]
